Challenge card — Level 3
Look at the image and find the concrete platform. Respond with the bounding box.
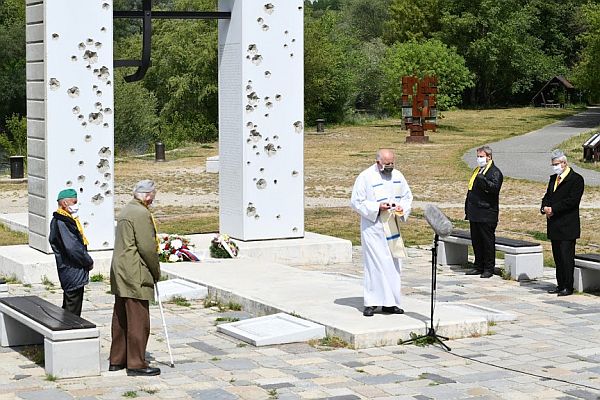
[0,213,28,234]
[162,259,503,349]
[187,232,352,266]
[0,245,113,284]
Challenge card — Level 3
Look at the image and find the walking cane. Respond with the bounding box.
[154,284,175,367]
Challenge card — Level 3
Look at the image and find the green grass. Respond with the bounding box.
[0,223,28,246]
[526,230,549,242]
[169,296,191,307]
[122,391,137,398]
[214,316,240,325]
[21,345,44,364]
[226,301,242,311]
[558,129,600,172]
[401,332,435,347]
[45,374,57,381]
[41,275,55,288]
[268,388,279,399]
[308,336,350,349]
[90,273,105,282]
[141,388,159,395]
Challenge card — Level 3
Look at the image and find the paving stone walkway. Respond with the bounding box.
[0,247,599,400]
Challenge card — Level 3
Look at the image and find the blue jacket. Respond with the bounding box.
[49,212,94,292]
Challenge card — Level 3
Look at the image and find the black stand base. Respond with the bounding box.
[402,327,451,351]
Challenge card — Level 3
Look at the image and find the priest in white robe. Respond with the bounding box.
[350,149,413,317]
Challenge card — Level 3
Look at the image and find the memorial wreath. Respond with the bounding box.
[159,234,201,262]
[210,234,239,259]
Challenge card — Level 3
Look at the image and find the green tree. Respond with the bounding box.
[383,0,441,44]
[0,113,27,157]
[341,0,391,41]
[349,39,388,112]
[572,2,600,103]
[380,39,474,112]
[0,0,26,128]
[304,11,354,123]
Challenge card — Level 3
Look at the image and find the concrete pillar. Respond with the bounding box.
[218,0,304,240]
[26,0,115,252]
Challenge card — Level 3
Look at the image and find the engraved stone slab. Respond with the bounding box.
[217,312,325,346]
[156,279,208,302]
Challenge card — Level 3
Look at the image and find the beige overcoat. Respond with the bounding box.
[110,199,160,301]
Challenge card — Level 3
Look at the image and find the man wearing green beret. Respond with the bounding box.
[48,188,94,316]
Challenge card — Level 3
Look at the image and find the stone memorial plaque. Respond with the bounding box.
[156,279,208,302]
[217,312,325,346]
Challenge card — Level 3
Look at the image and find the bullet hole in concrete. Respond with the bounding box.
[248,80,253,85]
[81,122,87,127]
[264,71,271,78]
[100,183,108,190]
[292,170,299,177]
[105,190,112,197]
[246,138,252,144]
[246,84,253,92]
[284,44,288,48]
[95,42,102,49]
[246,122,254,128]
[246,105,254,112]
[67,86,80,98]
[246,161,251,165]
[83,221,89,228]
[98,147,111,157]
[106,80,112,86]
[284,30,289,35]
[273,179,278,184]
[246,203,256,217]
[79,187,84,193]
[49,78,60,91]
[97,159,110,173]
[71,56,77,61]
[104,108,112,115]
[290,53,294,58]
[72,106,80,114]
[78,42,86,50]
[251,55,263,65]
[97,66,110,81]
[104,172,111,180]
[78,160,84,166]
[78,115,84,121]
[257,17,263,24]
[247,44,257,54]
[86,65,91,70]
[93,85,98,90]
[85,135,92,142]
[66,180,72,186]
[264,114,269,118]
[273,135,279,140]
[293,121,303,132]
[264,137,269,141]
[277,145,281,150]
[83,50,98,64]
[264,3,274,14]
[275,94,282,101]
[264,143,276,156]
[292,38,296,43]
[247,92,259,105]
[70,148,76,153]
[298,6,303,10]
[78,175,85,183]
[253,178,257,181]
[262,24,269,31]
[254,214,260,220]
[102,241,109,247]
[102,3,110,10]
[52,33,59,40]
[86,38,94,46]
[264,96,270,101]
[259,168,264,172]
[92,193,104,204]
[266,102,273,109]
[96,90,103,97]
[94,180,100,186]
[88,112,104,125]
[101,27,107,33]
[103,123,109,128]
[276,214,281,219]
[252,145,257,149]
[293,227,298,233]
[256,152,260,156]
[95,102,103,110]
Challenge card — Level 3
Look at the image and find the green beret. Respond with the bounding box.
[57,188,77,201]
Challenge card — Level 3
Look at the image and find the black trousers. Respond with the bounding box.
[470,221,497,273]
[551,239,576,291]
[62,286,85,316]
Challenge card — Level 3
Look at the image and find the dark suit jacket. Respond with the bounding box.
[541,168,584,240]
[465,161,503,222]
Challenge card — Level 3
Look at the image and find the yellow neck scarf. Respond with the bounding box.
[56,208,89,246]
[137,199,160,253]
[468,160,492,190]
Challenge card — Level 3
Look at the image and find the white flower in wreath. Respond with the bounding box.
[159,242,166,251]
[170,239,183,250]
[168,253,180,262]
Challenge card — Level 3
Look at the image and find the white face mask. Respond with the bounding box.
[552,164,563,175]
[68,204,80,216]
[476,156,488,167]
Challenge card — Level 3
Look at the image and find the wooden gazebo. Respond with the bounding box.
[531,76,575,107]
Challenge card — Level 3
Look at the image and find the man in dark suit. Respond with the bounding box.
[465,145,503,278]
[542,149,585,296]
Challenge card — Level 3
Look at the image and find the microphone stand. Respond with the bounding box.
[402,233,451,351]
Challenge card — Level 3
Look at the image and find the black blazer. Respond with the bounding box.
[541,168,584,240]
[465,161,503,222]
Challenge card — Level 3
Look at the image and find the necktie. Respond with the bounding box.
[557,176,561,185]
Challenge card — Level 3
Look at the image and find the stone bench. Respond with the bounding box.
[574,254,600,293]
[438,230,544,280]
[0,296,100,378]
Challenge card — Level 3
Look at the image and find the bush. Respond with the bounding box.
[0,113,27,156]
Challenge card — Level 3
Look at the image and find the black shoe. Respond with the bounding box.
[108,364,125,372]
[126,367,161,376]
[363,306,375,317]
[547,287,563,294]
[466,269,483,275]
[382,306,404,314]
[557,289,574,297]
[480,271,494,278]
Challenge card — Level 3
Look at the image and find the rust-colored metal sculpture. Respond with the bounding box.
[401,76,438,143]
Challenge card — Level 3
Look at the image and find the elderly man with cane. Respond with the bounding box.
[109,180,162,376]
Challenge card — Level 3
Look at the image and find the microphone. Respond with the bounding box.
[424,204,453,237]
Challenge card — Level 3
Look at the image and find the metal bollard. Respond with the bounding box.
[9,156,24,179]
[316,118,325,133]
[155,142,166,162]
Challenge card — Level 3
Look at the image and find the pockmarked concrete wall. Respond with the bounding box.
[26,0,115,253]
[218,0,305,241]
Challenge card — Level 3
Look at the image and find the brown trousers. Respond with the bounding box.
[109,296,150,369]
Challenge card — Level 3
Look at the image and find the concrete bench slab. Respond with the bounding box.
[574,254,600,292]
[0,296,100,378]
